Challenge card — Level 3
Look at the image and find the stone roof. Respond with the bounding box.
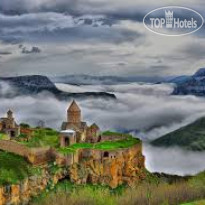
[7,109,13,114]
[0,118,7,121]
[61,121,87,132]
[60,129,75,134]
[61,122,68,130]
[80,122,87,130]
[68,100,81,112]
[90,123,99,129]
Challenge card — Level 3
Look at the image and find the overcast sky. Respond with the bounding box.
[0,0,205,77]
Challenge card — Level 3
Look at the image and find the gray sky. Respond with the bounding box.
[0,0,205,77]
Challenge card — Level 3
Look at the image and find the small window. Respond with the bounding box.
[104,152,109,158]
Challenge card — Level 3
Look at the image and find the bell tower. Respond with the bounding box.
[7,109,13,120]
[67,100,81,124]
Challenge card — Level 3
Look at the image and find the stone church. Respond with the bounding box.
[0,110,20,138]
[60,100,100,146]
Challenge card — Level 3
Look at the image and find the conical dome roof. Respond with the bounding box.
[90,123,99,129]
[68,100,81,112]
[7,109,13,114]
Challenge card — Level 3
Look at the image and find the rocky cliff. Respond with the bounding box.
[0,165,68,205]
[69,144,145,188]
[0,144,145,204]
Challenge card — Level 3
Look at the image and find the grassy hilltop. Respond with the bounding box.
[152,117,205,151]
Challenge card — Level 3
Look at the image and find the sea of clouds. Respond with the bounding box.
[55,83,205,140]
[0,82,205,175]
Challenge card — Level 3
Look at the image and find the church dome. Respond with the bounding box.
[68,100,81,112]
[90,123,99,129]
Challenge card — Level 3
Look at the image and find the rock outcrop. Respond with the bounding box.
[69,144,145,188]
[0,144,146,204]
[0,166,68,205]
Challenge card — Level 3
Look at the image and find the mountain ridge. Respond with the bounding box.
[151,117,205,151]
[171,67,205,96]
[50,74,166,85]
[0,75,116,100]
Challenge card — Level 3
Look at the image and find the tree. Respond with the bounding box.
[20,123,30,128]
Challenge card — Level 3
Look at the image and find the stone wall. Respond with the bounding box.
[27,147,54,166]
[100,135,127,142]
[0,140,30,157]
[0,140,53,166]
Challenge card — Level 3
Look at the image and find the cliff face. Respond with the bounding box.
[0,166,68,205]
[69,144,145,188]
[0,144,145,204]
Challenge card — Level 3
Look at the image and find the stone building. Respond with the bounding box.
[59,129,76,147]
[61,100,100,146]
[86,123,100,143]
[0,110,20,138]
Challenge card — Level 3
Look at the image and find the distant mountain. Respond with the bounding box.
[151,117,205,151]
[166,75,191,85]
[193,68,205,77]
[50,75,166,85]
[0,75,59,94]
[172,68,205,96]
[0,75,115,100]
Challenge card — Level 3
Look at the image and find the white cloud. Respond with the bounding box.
[1,82,205,140]
[0,12,108,34]
[144,143,205,175]
[0,0,205,78]
[1,82,205,174]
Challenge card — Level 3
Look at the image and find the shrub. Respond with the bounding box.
[31,176,205,205]
[0,151,31,185]
[20,123,30,128]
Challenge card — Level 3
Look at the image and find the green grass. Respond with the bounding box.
[152,117,205,151]
[20,128,59,148]
[58,138,140,154]
[57,147,76,154]
[0,132,9,140]
[30,171,205,205]
[94,138,140,149]
[0,151,32,185]
[31,180,121,205]
[181,200,205,205]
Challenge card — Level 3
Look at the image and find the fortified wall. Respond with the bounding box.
[0,140,53,166]
[0,140,29,157]
[100,134,127,142]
